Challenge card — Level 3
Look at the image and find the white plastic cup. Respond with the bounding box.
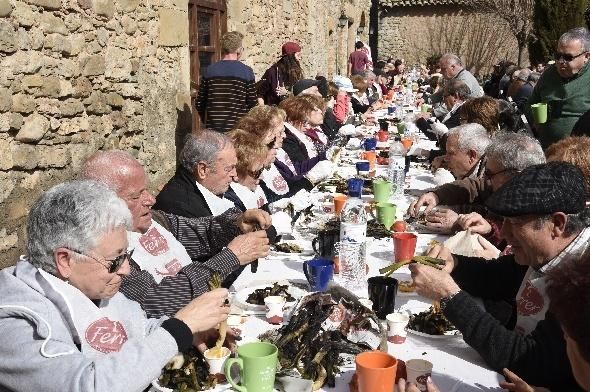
[386,312,410,344]
[203,346,231,375]
[264,295,285,325]
[406,359,434,391]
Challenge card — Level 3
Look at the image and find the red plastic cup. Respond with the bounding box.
[393,232,417,262]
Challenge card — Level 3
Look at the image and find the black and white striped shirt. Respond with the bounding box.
[120,208,242,318]
[196,60,258,133]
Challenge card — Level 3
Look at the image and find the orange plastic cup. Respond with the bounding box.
[333,194,348,215]
[355,351,398,392]
[393,232,417,262]
[401,137,413,150]
[363,150,377,170]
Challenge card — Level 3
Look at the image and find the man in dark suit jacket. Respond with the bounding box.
[154,130,237,219]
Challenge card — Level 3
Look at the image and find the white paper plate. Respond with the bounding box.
[233,283,306,312]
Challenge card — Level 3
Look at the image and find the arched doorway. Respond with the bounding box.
[188,0,227,131]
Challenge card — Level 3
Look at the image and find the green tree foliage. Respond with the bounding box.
[529,0,588,64]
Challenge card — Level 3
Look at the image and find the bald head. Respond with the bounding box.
[80,150,155,233]
[80,150,143,193]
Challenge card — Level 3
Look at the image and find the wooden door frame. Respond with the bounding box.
[188,0,227,132]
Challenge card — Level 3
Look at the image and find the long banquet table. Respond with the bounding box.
[228,136,504,392]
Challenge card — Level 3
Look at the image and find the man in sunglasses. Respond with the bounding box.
[80,149,271,318]
[528,27,590,148]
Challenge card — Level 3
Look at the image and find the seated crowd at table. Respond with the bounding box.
[1,26,590,392]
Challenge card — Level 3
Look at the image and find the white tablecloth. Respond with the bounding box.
[228,154,504,392]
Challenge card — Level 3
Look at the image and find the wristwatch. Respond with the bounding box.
[439,290,461,312]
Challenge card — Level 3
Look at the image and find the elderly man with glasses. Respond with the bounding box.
[528,27,590,148]
[410,162,590,391]
[0,180,230,391]
[408,132,546,240]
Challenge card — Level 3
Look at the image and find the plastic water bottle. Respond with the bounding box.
[388,137,406,196]
[339,189,367,292]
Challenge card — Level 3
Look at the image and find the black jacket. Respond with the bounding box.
[154,166,212,219]
[444,254,583,391]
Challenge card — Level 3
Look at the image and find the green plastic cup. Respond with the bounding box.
[373,179,394,203]
[224,342,278,392]
[376,202,397,231]
[531,103,547,124]
[396,122,406,134]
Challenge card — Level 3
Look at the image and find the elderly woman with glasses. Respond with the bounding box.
[0,180,229,392]
[234,105,334,205]
[225,129,271,211]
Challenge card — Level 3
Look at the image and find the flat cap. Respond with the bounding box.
[293,79,320,96]
[485,162,586,217]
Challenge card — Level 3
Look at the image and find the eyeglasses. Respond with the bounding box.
[555,51,588,62]
[69,248,134,273]
[485,168,518,180]
[266,137,277,150]
[247,167,264,179]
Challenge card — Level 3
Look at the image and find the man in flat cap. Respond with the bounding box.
[411,162,590,391]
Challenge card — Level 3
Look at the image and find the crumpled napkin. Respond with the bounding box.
[443,230,500,258]
[339,124,357,136]
[290,189,313,211]
[276,375,313,392]
[272,211,292,235]
[433,168,455,186]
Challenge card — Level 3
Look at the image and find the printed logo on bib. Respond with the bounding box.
[139,227,169,256]
[272,175,288,192]
[85,317,128,354]
[517,281,544,316]
[257,196,266,208]
[155,258,182,277]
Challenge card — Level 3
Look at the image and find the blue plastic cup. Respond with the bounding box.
[303,258,334,292]
[356,160,370,174]
[363,138,377,151]
[347,177,364,198]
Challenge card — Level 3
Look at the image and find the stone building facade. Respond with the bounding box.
[377,0,519,75]
[0,0,370,267]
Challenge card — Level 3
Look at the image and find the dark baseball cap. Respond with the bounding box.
[485,162,587,217]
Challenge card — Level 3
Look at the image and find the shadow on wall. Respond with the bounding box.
[175,103,193,164]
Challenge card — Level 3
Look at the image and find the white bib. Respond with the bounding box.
[230,182,267,210]
[196,182,234,216]
[261,164,290,195]
[39,270,143,360]
[127,220,193,284]
[284,122,318,159]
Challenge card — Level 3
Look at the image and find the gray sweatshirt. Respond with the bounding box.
[0,260,178,392]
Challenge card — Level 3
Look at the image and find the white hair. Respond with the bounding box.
[559,27,590,52]
[26,180,132,275]
[486,132,545,171]
[181,130,232,172]
[447,123,490,156]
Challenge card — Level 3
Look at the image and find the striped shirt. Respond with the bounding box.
[196,60,258,133]
[120,208,242,318]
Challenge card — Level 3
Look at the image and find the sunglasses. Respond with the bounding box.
[266,137,277,150]
[555,51,588,62]
[247,167,264,179]
[70,248,134,273]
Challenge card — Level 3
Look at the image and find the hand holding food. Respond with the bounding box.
[398,377,440,392]
[476,235,500,260]
[174,288,230,334]
[426,244,455,272]
[228,230,270,265]
[409,262,460,301]
[237,209,272,232]
[425,208,459,230]
[407,192,440,217]
[457,212,492,235]
[499,368,538,392]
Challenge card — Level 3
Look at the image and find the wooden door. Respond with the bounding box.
[188,0,227,132]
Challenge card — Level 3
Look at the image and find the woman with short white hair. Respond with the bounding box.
[0,180,229,392]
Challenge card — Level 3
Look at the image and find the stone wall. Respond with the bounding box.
[378,6,520,75]
[227,0,371,79]
[0,0,192,267]
[0,0,370,268]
